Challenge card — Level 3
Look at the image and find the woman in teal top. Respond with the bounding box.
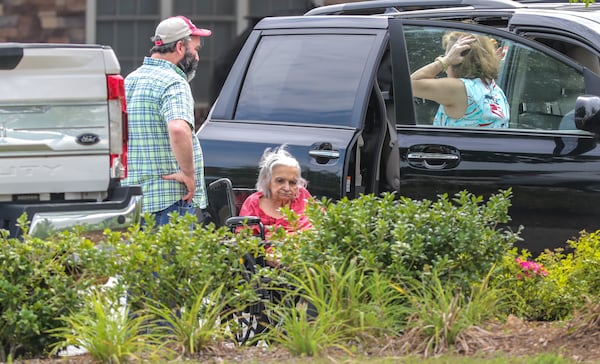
[411,31,509,128]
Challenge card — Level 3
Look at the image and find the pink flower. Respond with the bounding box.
[516,257,548,279]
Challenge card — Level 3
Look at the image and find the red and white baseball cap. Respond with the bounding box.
[152,16,212,46]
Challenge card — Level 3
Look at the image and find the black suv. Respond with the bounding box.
[198,0,600,253]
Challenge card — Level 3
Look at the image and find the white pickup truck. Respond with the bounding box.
[0,43,142,238]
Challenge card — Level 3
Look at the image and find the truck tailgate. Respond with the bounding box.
[0,44,116,201]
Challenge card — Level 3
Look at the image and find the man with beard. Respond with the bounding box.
[124,16,211,226]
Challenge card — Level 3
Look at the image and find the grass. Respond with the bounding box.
[144,281,231,357]
[49,288,161,363]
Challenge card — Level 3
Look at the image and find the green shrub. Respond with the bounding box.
[570,0,596,7]
[0,190,535,360]
[543,229,600,299]
[0,216,110,361]
[264,191,519,357]
[108,213,261,314]
[282,190,519,288]
[495,230,600,320]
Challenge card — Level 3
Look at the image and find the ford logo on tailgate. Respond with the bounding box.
[76,133,100,145]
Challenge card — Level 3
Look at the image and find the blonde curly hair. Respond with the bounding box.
[442,31,501,82]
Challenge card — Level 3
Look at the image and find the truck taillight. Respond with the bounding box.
[107,74,128,179]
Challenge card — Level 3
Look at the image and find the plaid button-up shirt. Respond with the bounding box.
[123,57,207,213]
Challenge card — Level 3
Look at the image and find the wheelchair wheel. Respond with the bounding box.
[231,299,271,345]
[228,253,275,345]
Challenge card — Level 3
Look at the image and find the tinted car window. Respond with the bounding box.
[235,34,376,127]
[404,26,585,130]
[505,43,585,130]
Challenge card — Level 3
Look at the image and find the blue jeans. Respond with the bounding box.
[150,200,195,227]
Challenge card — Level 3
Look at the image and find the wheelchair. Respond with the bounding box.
[205,177,316,345]
[225,215,278,345]
[203,178,278,345]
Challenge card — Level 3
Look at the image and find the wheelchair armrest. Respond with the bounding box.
[226,216,261,226]
[225,215,265,239]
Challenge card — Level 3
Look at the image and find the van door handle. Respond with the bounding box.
[309,142,340,164]
[309,150,340,159]
[407,152,460,170]
[407,152,459,161]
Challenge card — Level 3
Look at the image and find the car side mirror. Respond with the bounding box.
[575,95,600,134]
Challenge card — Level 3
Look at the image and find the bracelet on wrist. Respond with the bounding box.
[435,56,448,72]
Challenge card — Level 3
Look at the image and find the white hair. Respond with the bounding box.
[255,145,307,198]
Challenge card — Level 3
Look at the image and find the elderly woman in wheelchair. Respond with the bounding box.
[221,145,315,344]
[229,144,313,267]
